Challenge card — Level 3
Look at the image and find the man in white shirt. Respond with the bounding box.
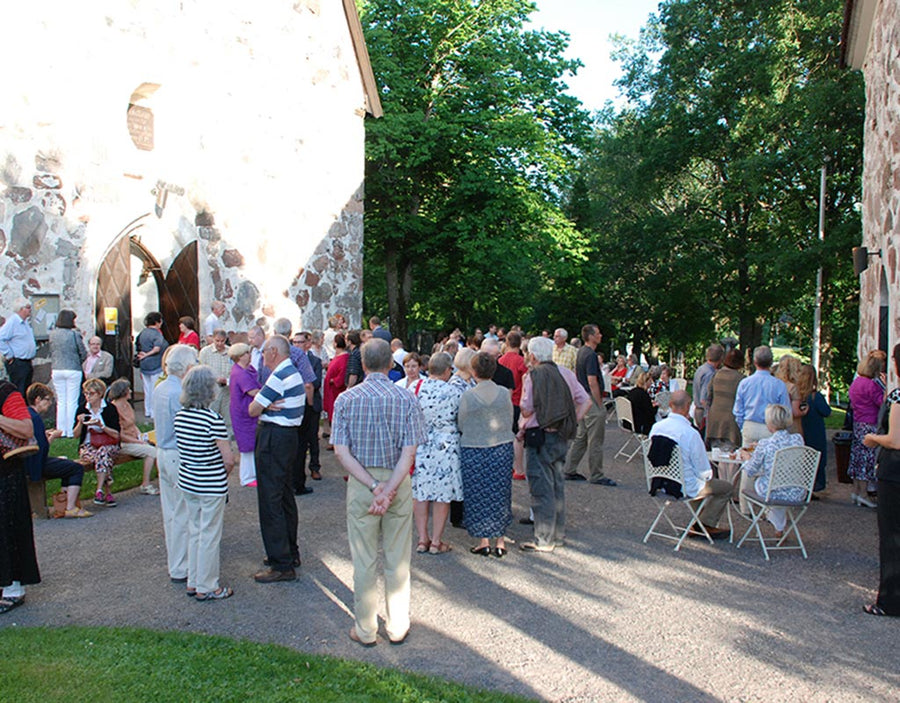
[649,390,731,538]
[390,338,407,366]
[248,325,266,383]
[203,301,226,346]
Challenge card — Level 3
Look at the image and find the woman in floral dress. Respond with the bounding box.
[412,352,463,555]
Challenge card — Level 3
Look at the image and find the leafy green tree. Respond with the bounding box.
[359,0,591,342]
[576,0,863,379]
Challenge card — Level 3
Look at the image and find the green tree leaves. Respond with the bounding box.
[359,0,591,340]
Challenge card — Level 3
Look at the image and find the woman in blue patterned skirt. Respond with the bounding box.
[458,352,514,558]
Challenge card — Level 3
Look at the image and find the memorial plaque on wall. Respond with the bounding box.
[127,104,154,151]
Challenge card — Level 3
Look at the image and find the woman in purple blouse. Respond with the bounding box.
[228,343,262,487]
[848,354,886,508]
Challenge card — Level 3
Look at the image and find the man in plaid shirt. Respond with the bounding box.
[332,338,426,647]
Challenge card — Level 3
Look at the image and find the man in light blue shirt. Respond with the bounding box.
[152,344,197,583]
[0,299,37,395]
[732,345,792,445]
[732,345,792,515]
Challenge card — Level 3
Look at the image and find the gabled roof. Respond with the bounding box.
[840,0,879,69]
[342,0,383,117]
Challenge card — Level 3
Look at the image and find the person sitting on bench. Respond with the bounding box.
[25,383,93,518]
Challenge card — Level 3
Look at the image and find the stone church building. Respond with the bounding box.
[0,0,381,379]
[842,0,900,363]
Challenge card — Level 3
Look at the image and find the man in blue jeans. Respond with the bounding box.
[518,337,591,552]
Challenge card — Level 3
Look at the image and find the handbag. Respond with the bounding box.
[0,428,39,460]
[52,491,82,519]
[524,426,545,448]
[89,427,118,447]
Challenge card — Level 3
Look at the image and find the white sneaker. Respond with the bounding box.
[140,484,160,495]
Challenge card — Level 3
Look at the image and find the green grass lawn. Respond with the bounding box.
[824,406,847,431]
[0,627,533,702]
[42,425,154,503]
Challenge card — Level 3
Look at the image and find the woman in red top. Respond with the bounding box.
[610,355,628,391]
[322,333,349,442]
[0,380,40,614]
[177,316,201,350]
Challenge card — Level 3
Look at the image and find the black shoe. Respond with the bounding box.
[469,545,492,556]
[254,568,297,583]
[518,517,534,525]
[295,487,314,496]
[564,473,587,481]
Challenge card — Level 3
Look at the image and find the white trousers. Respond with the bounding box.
[739,421,773,514]
[141,370,162,418]
[240,451,256,486]
[52,369,82,437]
[157,447,189,579]
[184,492,226,594]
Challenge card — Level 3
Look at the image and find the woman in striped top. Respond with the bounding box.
[173,365,234,601]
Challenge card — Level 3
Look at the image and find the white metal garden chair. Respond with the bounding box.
[641,438,714,551]
[614,396,645,462]
[735,445,820,560]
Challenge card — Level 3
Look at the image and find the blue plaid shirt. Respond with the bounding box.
[331,373,426,468]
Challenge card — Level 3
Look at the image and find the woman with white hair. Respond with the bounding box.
[173,365,234,600]
[740,404,805,536]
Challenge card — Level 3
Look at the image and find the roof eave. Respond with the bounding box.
[342,0,384,118]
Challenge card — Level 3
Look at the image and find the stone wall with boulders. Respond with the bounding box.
[0,0,367,340]
[857,0,900,363]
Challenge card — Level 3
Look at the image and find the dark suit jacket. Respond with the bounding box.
[492,363,515,392]
[306,351,323,413]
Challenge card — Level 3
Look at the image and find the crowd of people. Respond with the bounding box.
[0,300,897,627]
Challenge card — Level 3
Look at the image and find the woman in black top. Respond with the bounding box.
[628,372,656,435]
[863,343,900,616]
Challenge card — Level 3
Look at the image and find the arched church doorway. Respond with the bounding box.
[95,215,199,389]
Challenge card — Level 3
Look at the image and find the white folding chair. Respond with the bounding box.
[641,438,713,551]
[735,445,820,560]
[673,378,688,391]
[613,396,645,462]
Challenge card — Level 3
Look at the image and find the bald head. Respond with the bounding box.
[669,390,691,416]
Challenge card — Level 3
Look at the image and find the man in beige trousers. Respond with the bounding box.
[332,339,426,646]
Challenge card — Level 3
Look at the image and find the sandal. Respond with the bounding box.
[864,603,890,616]
[429,541,452,555]
[0,596,24,614]
[415,541,430,554]
[64,507,94,518]
[186,588,197,597]
[195,587,233,601]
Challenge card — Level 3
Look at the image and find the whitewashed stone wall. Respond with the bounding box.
[857,0,900,365]
[0,0,367,337]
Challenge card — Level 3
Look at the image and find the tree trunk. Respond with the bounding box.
[384,242,412,345]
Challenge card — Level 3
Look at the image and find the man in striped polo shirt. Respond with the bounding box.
[332,338,426,646]
[249,335,305,583]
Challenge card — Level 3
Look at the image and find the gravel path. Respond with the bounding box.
[3,422,898,702]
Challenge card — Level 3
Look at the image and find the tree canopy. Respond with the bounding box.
[359,0,864,385]
[358,0,592,342]
[575,0,863,379]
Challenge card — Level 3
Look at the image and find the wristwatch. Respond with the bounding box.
[369,480,379,492]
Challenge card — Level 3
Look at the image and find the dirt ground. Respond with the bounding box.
[4,421,898,702]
